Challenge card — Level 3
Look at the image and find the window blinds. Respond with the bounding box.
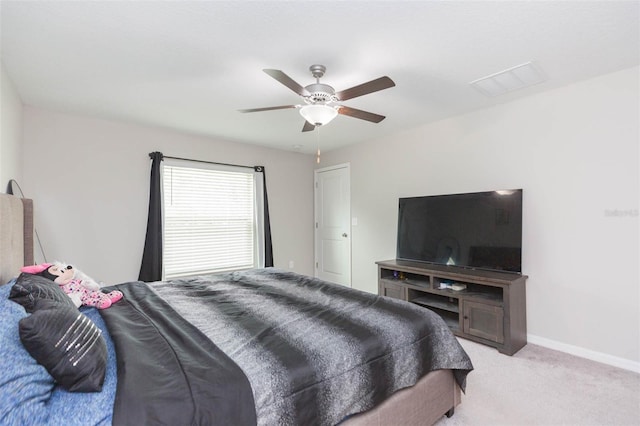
[162,162,258,279]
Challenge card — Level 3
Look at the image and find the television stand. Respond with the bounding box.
[376,259,528,355]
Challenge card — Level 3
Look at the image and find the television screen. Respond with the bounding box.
[396,189,523,273]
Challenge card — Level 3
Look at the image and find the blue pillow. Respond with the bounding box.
[0,280,53,425]
[0,280,117,425]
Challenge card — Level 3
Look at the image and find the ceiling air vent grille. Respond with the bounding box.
[470,62,546,97]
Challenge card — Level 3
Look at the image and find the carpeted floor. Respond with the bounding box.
[435,339,640,426]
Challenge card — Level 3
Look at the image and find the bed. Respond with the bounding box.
[0,192,473,426]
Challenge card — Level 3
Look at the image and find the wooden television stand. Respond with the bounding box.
[376,259,528,356]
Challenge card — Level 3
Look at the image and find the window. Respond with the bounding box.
[162,159,265,279]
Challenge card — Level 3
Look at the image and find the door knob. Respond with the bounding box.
[342,233,348,238]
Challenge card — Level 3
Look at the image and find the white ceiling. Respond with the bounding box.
[1,1,638,154]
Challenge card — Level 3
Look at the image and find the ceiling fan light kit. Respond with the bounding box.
[240,64,395,132]
[299,104,339,126]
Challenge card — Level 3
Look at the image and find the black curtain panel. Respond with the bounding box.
[138,152,164,282]
[255,166,274,267]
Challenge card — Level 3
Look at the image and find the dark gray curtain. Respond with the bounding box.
[255,166,274,267]
[138,151,164,282]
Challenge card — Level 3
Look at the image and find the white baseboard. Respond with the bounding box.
[527,334,640,374]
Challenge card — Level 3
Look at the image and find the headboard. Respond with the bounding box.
[0,193,34,285]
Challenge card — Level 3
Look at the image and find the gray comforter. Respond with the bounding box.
[149,268,473,426]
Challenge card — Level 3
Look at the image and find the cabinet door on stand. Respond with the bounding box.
[463,301,504,344]
[380,281,406,300]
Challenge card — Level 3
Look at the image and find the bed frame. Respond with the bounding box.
[0,192,461,425]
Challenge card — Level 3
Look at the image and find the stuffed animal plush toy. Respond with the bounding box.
[21,262,123,310]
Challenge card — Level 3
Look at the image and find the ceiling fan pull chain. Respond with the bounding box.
[316,126,321,164]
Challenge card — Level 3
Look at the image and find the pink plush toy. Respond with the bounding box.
[21,262,123,310]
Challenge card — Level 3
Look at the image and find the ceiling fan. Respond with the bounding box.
[239,64,395,132]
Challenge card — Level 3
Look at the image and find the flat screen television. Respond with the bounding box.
[396,189,523,273]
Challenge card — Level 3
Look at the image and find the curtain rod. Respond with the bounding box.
[149,152,259,170]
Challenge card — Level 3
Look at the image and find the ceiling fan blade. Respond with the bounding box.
[263,69,311,97]
[302,121,315,132]
[338,106,386,123]
[335,76,395,101]
[238,105,298,113]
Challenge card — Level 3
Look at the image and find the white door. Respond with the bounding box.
[314,164,351,286]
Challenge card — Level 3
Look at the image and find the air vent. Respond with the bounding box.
[470,62,546,97]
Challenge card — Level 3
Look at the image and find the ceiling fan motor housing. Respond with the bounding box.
[304,83,337,104]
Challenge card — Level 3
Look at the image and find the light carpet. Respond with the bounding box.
[436,339,640,426]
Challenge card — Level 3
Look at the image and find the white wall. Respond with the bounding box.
[321,67,640,367]
[0,64,23,189]
[22,108,316,284]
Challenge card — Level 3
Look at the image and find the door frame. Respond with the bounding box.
[314,163,351,286]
